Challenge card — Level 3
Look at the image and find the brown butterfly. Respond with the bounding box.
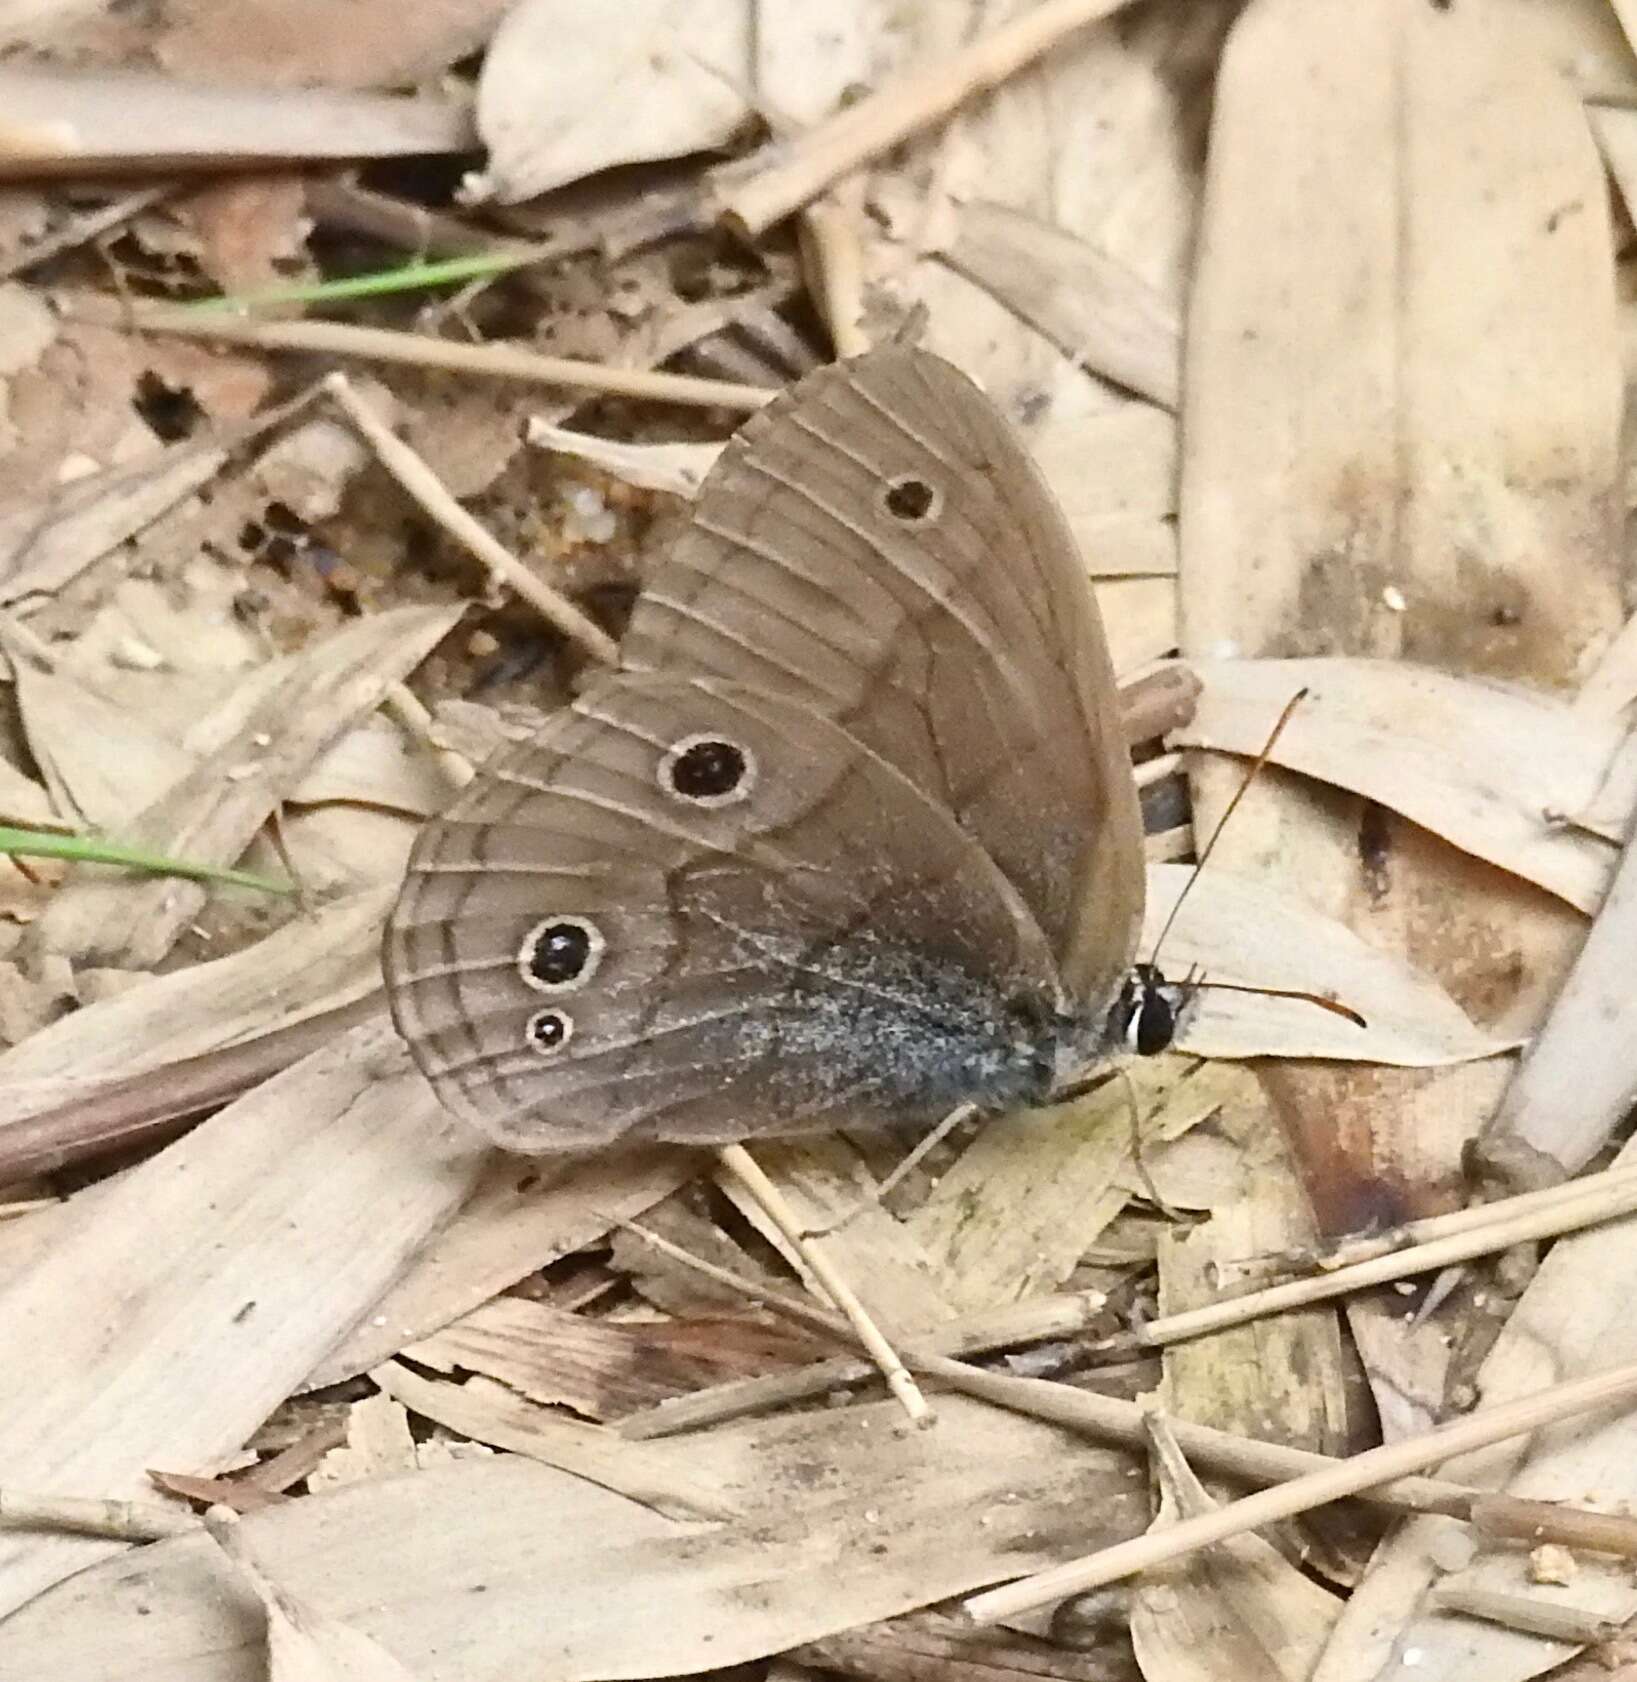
[384,347,1166,1151]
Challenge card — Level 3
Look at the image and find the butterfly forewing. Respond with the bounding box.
[622,347,1144,1012]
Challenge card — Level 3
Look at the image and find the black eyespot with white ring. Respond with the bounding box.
[658,733,755,808]
[879,473,941,526]
[525,1008,573,1055]
[518,916,604,994]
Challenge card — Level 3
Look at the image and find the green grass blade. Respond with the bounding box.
[0,826,294,894]
[184,251,542,314]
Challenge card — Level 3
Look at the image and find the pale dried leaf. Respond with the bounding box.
[261,803,420,895]
[404,1295,804,1420]
[1179,0,1620,1447]
[751,2,884,126]
[306,1147,693,1387]
[1590,105,1637,230]
[863,4,1223,432]
[251,414,374,524]
[8,644,195,830]
[0,429,228,605]
[208,1513,424,1682]
[0,279,55,381]
[32,603,462,967]
[941,200,1181,408]
[0,1018,485,1619]
[307,1394,418,1494]
[0,751,55,827]
[0,1397,1148,1679]
[373,1360,743,1521]
[1032,404,1178,579]
[0,885,390,1125]
[908,1057,1240,1314]
[717,1135,955,1335]
[0,68,472,175]
[1493,0,1637,94]
[1146,863,1508,1066]
[290,716,451,815]
[1156,1096,1361,1586]
[1099,578,1178,677]
[68,569,262,685]
[1172,658,1623,912]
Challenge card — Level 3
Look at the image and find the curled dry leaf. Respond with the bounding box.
[1172,659,1624,913]
[526,418,721,498]
[1145,863,1509,1066]
[290,716,453,817]
[1129,1420,1342,1682]
[471,0,751,203]
[1479,816,1637,1180]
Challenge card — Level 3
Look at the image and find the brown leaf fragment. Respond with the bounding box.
[146,1469,285,1515]
[404,1296,822,1420]
[175,173,311,296]
[157,0,511,92]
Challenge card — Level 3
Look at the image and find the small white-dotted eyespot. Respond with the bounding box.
[877,473,941,526]
[525,1007,573,1056]
[658,733,756,808]
[518,916,604,994]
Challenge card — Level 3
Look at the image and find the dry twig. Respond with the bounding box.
[963,1356,1637,1619]
[54,292,774,411]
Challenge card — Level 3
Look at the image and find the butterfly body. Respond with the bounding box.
[385,349,1149,1152]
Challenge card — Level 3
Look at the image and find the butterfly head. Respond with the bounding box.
[1109,963,1187,1058]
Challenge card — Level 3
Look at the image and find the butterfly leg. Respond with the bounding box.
[798,1101,979,1239]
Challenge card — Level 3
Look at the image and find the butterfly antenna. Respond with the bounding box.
[1188,978,1366,1029]
[1148,685,1310,969]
